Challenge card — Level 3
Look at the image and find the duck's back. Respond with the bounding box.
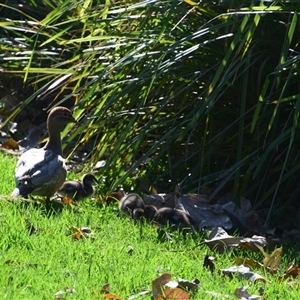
[13,148,67,198]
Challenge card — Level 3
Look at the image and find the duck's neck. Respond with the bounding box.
[82,182,95,196]
[43,130,63,155]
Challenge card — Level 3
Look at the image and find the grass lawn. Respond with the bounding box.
[0,152,300,299]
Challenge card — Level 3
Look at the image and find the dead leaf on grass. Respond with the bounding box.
[103,293,124,299]
[235,286,261,299]
[69,226,94,240]
[280,263,300,280]
[234,257,264,270]
[60,197,75,205]
[152,273,172,299]
[151,274,192,300]
[255,244,282,274]
[220,265,266,283]
[178,278,200,291]
[164,288,190,300]
[201,227,269,254]
[203,254,215,274]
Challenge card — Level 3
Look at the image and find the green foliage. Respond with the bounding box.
[2,0,300,224]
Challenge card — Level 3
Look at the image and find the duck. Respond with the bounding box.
[118,189,145,218]
[144,205,195,230]
[132,208,145,221]
[11,106,76,200]
[57,173,99,201]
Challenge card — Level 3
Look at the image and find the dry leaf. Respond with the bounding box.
[202,227,269,254]
[255,244,281,274]
[281,263,300,280]
[152,273,172,299]
[103,293,124,299]
[235,286,261,299]
[178,278,200,291]
[220,265,266,282]
[234,257,264,270]
[69,226,93,240]
[203,255,215,274]
[2,138,19,150]
[164,288,189,300]
[61,197,75,205]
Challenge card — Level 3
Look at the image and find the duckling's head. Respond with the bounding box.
[132,208,144,220]
[143,205,157,221]
[82,173,99,185]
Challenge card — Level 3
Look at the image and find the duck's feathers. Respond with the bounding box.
[13,148,67,198]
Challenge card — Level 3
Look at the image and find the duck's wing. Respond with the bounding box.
[13,148,67,197]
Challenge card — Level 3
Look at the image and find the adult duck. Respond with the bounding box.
[11,106,76,200]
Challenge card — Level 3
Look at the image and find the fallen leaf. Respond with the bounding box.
[152,273,172,299]
[2,138,19,150]
[103,293,124,299]
[164,288,189,300]
[61,197,75,205]
[280,263,300,280]
[69,226,93,240]
[178,278,200,291]
[201,227,269,254]
[203,255,215,274]
[234,257,264,270]
[220,265,266,282]
[255,244,281,274]
[235,286,261,299]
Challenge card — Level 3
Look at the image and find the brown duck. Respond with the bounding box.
[11,106,76,200]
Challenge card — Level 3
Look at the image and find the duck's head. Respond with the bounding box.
[82,173,99,185]
[47,106,76,132]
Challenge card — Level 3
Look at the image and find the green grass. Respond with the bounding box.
[1,152,300,299]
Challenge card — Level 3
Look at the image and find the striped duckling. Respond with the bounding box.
[57,173,99,201]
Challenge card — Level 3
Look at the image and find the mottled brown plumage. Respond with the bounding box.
[11,107,76,199]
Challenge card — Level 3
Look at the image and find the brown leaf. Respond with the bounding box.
[164,288,189,300]
[103,293,124,300]
[234,257,264,270]
[61,197,75,205]
[281,263,300,280]
[2,138,19,150]
[255,244,281,273]
[152,273,172,299]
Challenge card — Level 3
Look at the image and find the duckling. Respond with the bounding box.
[118,189,145,218]
[132,208,145,221]
[144,205,194,230]
[57,173,99,201]
[11,106,76,200]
